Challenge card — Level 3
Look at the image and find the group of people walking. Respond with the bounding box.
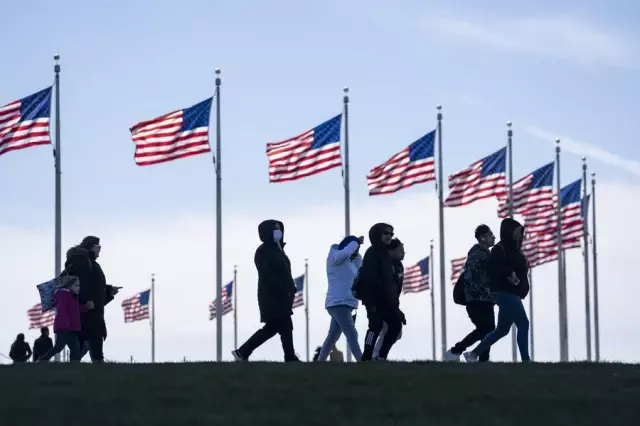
[233,217,531,363]
[8,236,118,364]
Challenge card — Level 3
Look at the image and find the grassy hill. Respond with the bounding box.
[1,362,638,426]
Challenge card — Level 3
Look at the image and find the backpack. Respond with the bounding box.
[453,267,467,306]
[351,268,362,300]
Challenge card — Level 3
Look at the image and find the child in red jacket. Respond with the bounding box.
[39,276,90,362]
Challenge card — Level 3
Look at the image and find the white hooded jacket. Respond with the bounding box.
[324,241,362,309]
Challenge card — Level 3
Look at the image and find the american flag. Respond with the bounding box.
[367,130,436,195]
[451,257,467,284]
[27,303,55,329]
[121,289,151,323]
[523,180,588,268]
[130,97,213,166]
[445,147,507,207]
[1,87,52,157]
[402,257,430,294]
[209,281,233,320]
[497,162,554,218]
[292,275,305,309]
[266,115,342,183]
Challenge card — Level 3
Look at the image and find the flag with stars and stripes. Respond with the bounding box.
[497,162,554,218]
[209,281,233,320]
[451,257,467,284]
[1,87,52,157]
[130,97,213,166]
[292,275,305,309]
[266,115,342,183]
[367,130,436,196]
[121,289,151,323]
[445,147,507,207]
[27,303,55,329]
[402,256,430,294]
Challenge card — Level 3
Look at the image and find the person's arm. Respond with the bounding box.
[254,247,288,298]
[328,241,360,266]
[69,257,97,305]
[25,344,32,361]
[464,246,488,284]
[485,244,514,282]
[104,285,115,306]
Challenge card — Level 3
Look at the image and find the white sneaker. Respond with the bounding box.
[463,351,479,363]
[231,350,247,361]
[443,350,461,362]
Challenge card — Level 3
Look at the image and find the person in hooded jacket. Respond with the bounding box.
[32,327,53,362]
[464,218,531,363]
[372,238,405,359]
[356,223,405,361]
[64,236,118,363]
[9,334,32,363]
[232,220,299,362]
[316,235,364,361]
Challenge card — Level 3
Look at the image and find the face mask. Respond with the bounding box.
[273,229,283,242]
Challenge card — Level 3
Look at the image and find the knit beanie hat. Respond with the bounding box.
[338,235,360,250]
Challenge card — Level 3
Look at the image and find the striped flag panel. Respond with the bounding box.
[1,87,52,156]
[497,162,554,218]
[266,115,342,183]
[451,257,467,284]
[445,147,507,207]
[121,289,151,323]
[27,303,55,329]
[209,281,233,320]
[402,256,430,294]
[130,98,212,166]
[292,275,305,309]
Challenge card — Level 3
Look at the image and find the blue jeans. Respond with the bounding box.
[472,292,530,361]
[318,305,362,361]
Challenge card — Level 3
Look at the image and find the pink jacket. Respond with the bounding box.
[53,289,86,333]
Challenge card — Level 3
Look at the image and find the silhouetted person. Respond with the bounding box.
[329,345,344,362]
[32,327,53,362]
[312,346,321,362]
[65,236,118,363]
[232,220,299,362]
[9,333,32,363]
[445,225,496,362]
[465,218,531,363]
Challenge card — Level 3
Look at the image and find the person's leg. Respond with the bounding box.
[511,298,531,361]
[329,306,362,361]
[39,333,69,362]
[361,305,384,361]
[466,293,514,362]
[476,304,497,362]
[89,335,104,363]
[276,316,298,361]
[67,333,81,362]
[376,313,402,360]
[372,322,388,359]
[449,302,488,357]
[235,321,279,360]
[318,309,344,361]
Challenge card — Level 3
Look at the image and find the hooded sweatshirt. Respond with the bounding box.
[325,237,362,309]
[486,218,530,298]
[357,223,397,311]
[254,219,297,323]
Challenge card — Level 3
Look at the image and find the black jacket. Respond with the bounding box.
[358,223,397,311]
[32,335,53,362]
[9,341,31,363]
[65,246,115,339]
[392,260,404,301]
[255,220,297,323]
[486,218,530,298]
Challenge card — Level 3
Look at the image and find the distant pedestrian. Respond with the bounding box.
[312,346,321,362]
[32,327,53,362]
[372,238,406,359]
[464,218,531,363]
[232,220,299,362]
[65,236,118,363]
[329,345,344,362]
[356,223,405,361]
[38,276,86,362]
[445,225,496,362]
[316,235,364,361]
[9,334,32,363]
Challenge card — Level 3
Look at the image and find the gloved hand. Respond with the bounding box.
[398,309,407,325]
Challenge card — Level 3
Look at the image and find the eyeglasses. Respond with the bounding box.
[383,231,394,237]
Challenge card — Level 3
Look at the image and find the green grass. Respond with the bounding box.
[1,362,639,426]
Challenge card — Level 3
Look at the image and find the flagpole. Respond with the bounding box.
[529,270,534,361]
[436,105,447,359]
[151,273,156,363]
[506,121,517,362]
[233,265,238,350]
[342,87,352,363]
[581,157,592,361]
[591,172,600,361]
[214,68,223,362]
[53,54,62,363]
[555,139,568,362]
[304,257,310,362]
[430,240,436,361]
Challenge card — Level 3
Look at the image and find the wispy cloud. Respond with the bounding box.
[525,126,640,176]
[421,16,638,69]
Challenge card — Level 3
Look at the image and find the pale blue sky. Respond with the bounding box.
[2,0,639,226]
